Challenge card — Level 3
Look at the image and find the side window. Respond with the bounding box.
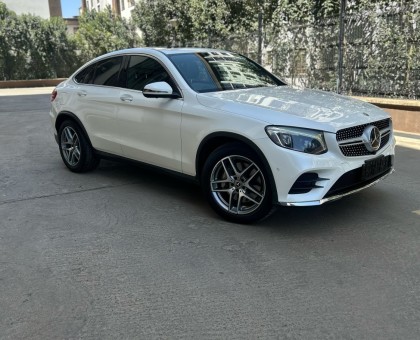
[91,56,123,87]
[126,55,173,91]
[74,63,96,84]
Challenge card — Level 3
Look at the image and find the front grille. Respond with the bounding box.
[336,118,392,157]
[336,119,390,141]
[339,132,390,156]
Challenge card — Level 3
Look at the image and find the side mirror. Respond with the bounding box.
[143,81,180,99]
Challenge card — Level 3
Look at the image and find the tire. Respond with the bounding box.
[201,143,273,224]
[58,120,100,172]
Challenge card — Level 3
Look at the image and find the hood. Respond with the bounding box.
[196,86,389,133]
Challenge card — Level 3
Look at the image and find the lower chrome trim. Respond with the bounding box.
[279,168,395,207]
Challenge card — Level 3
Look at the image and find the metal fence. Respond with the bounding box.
[187,3,420,99]
[269,3,420,99]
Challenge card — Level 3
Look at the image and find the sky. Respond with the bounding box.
[61,0,80,18]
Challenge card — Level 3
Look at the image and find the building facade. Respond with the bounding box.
[83,0,138,19]
[1,0,62,18]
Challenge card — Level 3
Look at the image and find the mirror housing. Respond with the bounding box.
[143,82,180,99]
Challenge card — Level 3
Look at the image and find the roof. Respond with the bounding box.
[103,47,231,56]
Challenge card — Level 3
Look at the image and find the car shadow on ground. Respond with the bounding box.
[92,159,398,235]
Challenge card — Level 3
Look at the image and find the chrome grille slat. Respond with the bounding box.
[336,118,391,157]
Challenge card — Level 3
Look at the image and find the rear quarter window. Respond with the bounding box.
[91,56,123,87]
[74,56,124,87]
[74,64,95,84]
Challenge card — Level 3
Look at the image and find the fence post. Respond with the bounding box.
[257,11,263,64]
[337,0,347,94]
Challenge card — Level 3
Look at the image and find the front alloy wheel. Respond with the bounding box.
[202,144,273,223]
[210,155,265,215]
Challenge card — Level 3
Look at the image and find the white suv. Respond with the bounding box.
[50,48,395,223]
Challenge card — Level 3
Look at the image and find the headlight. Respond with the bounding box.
[265,126,327,154]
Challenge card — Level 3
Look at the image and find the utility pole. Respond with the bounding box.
[337,0,347,94]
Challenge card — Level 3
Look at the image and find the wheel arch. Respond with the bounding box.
[55,111,93,147]
[196,132,278,203]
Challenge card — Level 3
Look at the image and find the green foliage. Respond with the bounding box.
[1,0,418,98]
[131,0,179,47]
[0,3,26,80]
[189,0,230,43]
[0,1,79,80]
[75,6,139,62]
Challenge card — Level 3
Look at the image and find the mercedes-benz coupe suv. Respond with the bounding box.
[50,48,395,223]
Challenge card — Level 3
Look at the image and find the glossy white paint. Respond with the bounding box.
[197,87,390,132]
[117,88,184,172]
[50,47,395,206]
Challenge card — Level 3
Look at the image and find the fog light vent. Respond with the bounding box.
[289,173,328,194]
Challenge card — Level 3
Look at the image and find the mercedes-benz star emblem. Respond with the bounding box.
[362,126,381,152]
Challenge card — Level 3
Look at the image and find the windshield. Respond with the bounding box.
[169,51,285,93]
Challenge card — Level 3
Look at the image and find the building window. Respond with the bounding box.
[121,0,125,10]
[129,0,135,6]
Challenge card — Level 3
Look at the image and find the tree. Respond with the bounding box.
[38,17,80,78]
[131,0,193,47]
[18,14,79,78]
[0,3,27,80]
[75,6,139,61]
[0,2,80,80]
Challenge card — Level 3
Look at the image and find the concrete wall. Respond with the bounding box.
[0,79,67,89]
[355,97,420,134]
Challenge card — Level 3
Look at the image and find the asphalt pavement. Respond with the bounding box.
[0,89,419,339]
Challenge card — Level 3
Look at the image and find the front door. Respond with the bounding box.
[117,55,183,172]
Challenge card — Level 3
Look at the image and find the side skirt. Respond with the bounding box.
[95,150,199,185]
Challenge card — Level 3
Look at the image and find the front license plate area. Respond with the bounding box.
[362,155,392,181]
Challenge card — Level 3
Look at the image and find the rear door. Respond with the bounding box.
[73,56,124,155]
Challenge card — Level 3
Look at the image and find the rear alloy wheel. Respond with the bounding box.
[61,126,81,166]
[58,120,100,172]
[202,144,273,223]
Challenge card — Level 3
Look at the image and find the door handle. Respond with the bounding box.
[77,90,87,97]
[120,94,133,102]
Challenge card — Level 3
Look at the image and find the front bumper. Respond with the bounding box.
[254,132,396,206]
[281,167,394,206]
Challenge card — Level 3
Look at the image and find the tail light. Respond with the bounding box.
[51,88,57,102]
